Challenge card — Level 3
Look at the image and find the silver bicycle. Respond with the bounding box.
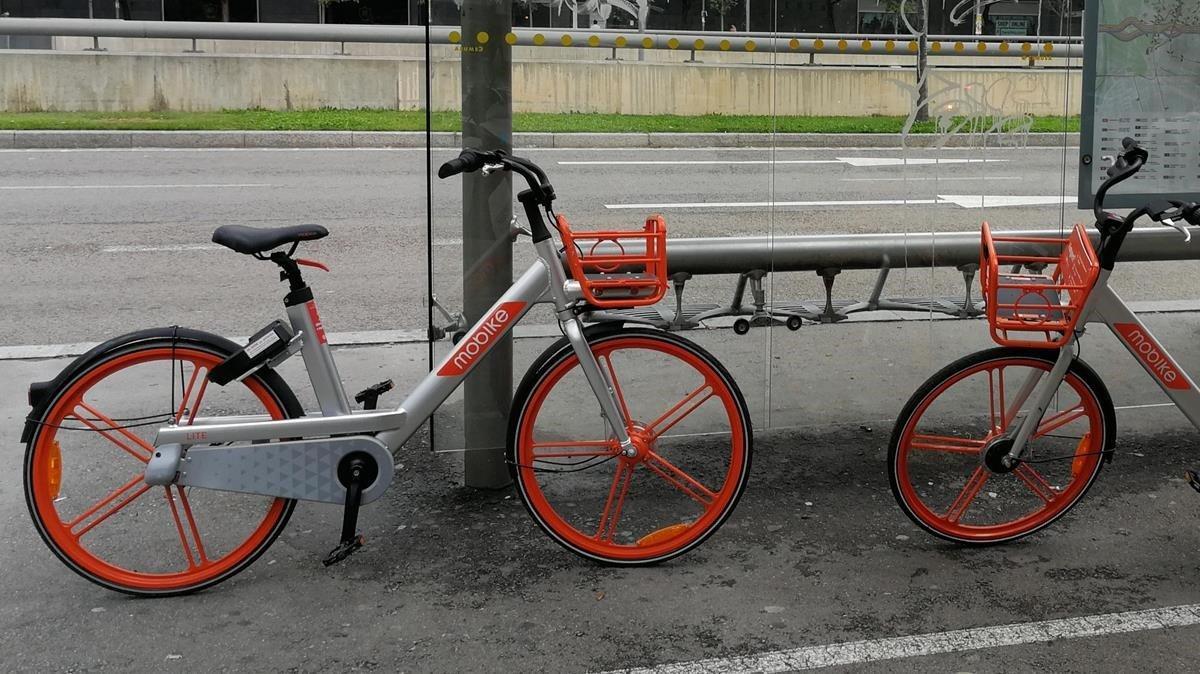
[21,150,753,596]
[888,137,1200,544]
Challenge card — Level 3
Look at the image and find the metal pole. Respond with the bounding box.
[460,0,513,489]
[744,0,749,33]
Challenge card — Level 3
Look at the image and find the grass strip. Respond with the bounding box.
[0,109,1081,134]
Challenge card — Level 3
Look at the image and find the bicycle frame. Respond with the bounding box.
[1003,268,1200,461]
[153,235,637,456]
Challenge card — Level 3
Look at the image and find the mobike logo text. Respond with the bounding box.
[305,301,327,345]
[437,301,526,377]
[1114,323,1188,390]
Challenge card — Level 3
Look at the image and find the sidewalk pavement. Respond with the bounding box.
[1,314,1197,671]
[0,130,1081,150]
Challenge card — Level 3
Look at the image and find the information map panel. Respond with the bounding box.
[1079,0,1200,209]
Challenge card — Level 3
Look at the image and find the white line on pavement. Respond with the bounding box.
[938,194,1077,209]
[558,160,843,165]
[0,183,273,190]
[602,603,1200,674]
[843,176,1022,182]
[838,157,1010,167]
[102,244,224,253]
[1115,403,1177,410]
[605,199,944,210]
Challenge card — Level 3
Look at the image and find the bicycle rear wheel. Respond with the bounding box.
[889,347,1114,545]
[24,331,302,596]
[509,328,752,564]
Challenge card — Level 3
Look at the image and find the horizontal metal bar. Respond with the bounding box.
[155,408,406,445]
[0,18,1083,58]
[663,227,1200,275]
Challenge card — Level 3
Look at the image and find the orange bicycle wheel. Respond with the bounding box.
[24,333,302,596]
[510,328,751,564]
[889,347,1114,544]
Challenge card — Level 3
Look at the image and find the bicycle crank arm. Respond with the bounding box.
[146,436,394,505]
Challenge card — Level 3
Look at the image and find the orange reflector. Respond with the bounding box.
[1071,434,1090,478]
[48,440,63,500]
[636,523,689,547]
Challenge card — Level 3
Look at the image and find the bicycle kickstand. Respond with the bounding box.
[323,454,376,566]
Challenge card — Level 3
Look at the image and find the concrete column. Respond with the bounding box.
[460,0,514,489]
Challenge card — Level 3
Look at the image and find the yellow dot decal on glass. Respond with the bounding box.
[1000,42,1010,52]
[615,36,627,47]
[642,37,654,48]
[885,40,895,52]
[862,40,872,50]
[1021,42,1032,52]
[505,33,518,45]
[745,40,756,51]
[588,35,600,47]
[908,40,918,52]
[931,41,942,52]
[667,37,680,49]
[789,38,800,50]
[560,34,572,46]
[533,33,546,46]
[837,39,848,51]
[694,39,706,50]
[476,32,489,45]
[814,38,825,50]
[954,41,964,52]
[977,42,987,52]
[448,31,461,44]
[1043,43,1053,53]
[720,39,731,51]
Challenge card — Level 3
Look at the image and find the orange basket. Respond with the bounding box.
[558,214,668,308]
[980,221,1100,348]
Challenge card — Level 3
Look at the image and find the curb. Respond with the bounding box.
[0,130,1081,150]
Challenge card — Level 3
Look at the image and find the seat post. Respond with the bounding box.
[274,253,353,417]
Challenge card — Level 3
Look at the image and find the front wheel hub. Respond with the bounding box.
[982,437,1018,474]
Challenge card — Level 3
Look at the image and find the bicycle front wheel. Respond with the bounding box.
[509,328,752,565]
[889,347,1115,545]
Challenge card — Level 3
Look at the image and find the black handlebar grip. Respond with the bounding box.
[437,150,483,179]
[1121,137,1139,151]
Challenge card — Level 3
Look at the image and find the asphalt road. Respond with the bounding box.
[2,145,1196,347]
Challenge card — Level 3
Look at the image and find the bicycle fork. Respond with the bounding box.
[997,342,1077,469]
[559,315,637,456]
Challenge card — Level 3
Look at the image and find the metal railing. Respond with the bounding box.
[0,17,1083,59]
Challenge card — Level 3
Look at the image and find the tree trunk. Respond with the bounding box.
[915,0,929,122]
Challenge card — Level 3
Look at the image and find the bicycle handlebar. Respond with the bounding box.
[437,148,559,243]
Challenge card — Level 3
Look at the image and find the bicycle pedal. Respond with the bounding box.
[322,533,365,567]
[1186,470,1200,494]
[353,379,394,410]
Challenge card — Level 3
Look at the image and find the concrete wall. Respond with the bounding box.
[0,50,1083,117]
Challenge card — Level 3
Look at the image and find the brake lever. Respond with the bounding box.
[1161,217,1192,243]
[480,162,505,177]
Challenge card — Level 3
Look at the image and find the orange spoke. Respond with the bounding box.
[1035,405,1086,439]
[532,440,617,460]
[166,487,209,569]
[647,383,715,439]
[988,366,1008,433]
[943,467,989,524]
[72,401,155,464]
[69,477,152,539]
[595,462,635,542]
[600,354,632,427]
[1015,464,1059,503]
[643,451,716,506]
[909,434,987,455]
[174,365,210,426]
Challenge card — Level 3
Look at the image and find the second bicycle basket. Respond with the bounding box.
[979,221,1100,348]
[558,214,668,308]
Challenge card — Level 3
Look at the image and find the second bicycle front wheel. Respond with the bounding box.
[889,347,1115,545]
[509,327,752,565]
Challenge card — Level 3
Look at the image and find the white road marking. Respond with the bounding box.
[842,176,1022,182]
[0,183,272,190]
[602,603,1200,674]
[938,194,1077,209]
[605,199,944,210]
[1115,403,1177,410]
[102,244,223,253]
[838,157,1010,167]
[558,160,843,165]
